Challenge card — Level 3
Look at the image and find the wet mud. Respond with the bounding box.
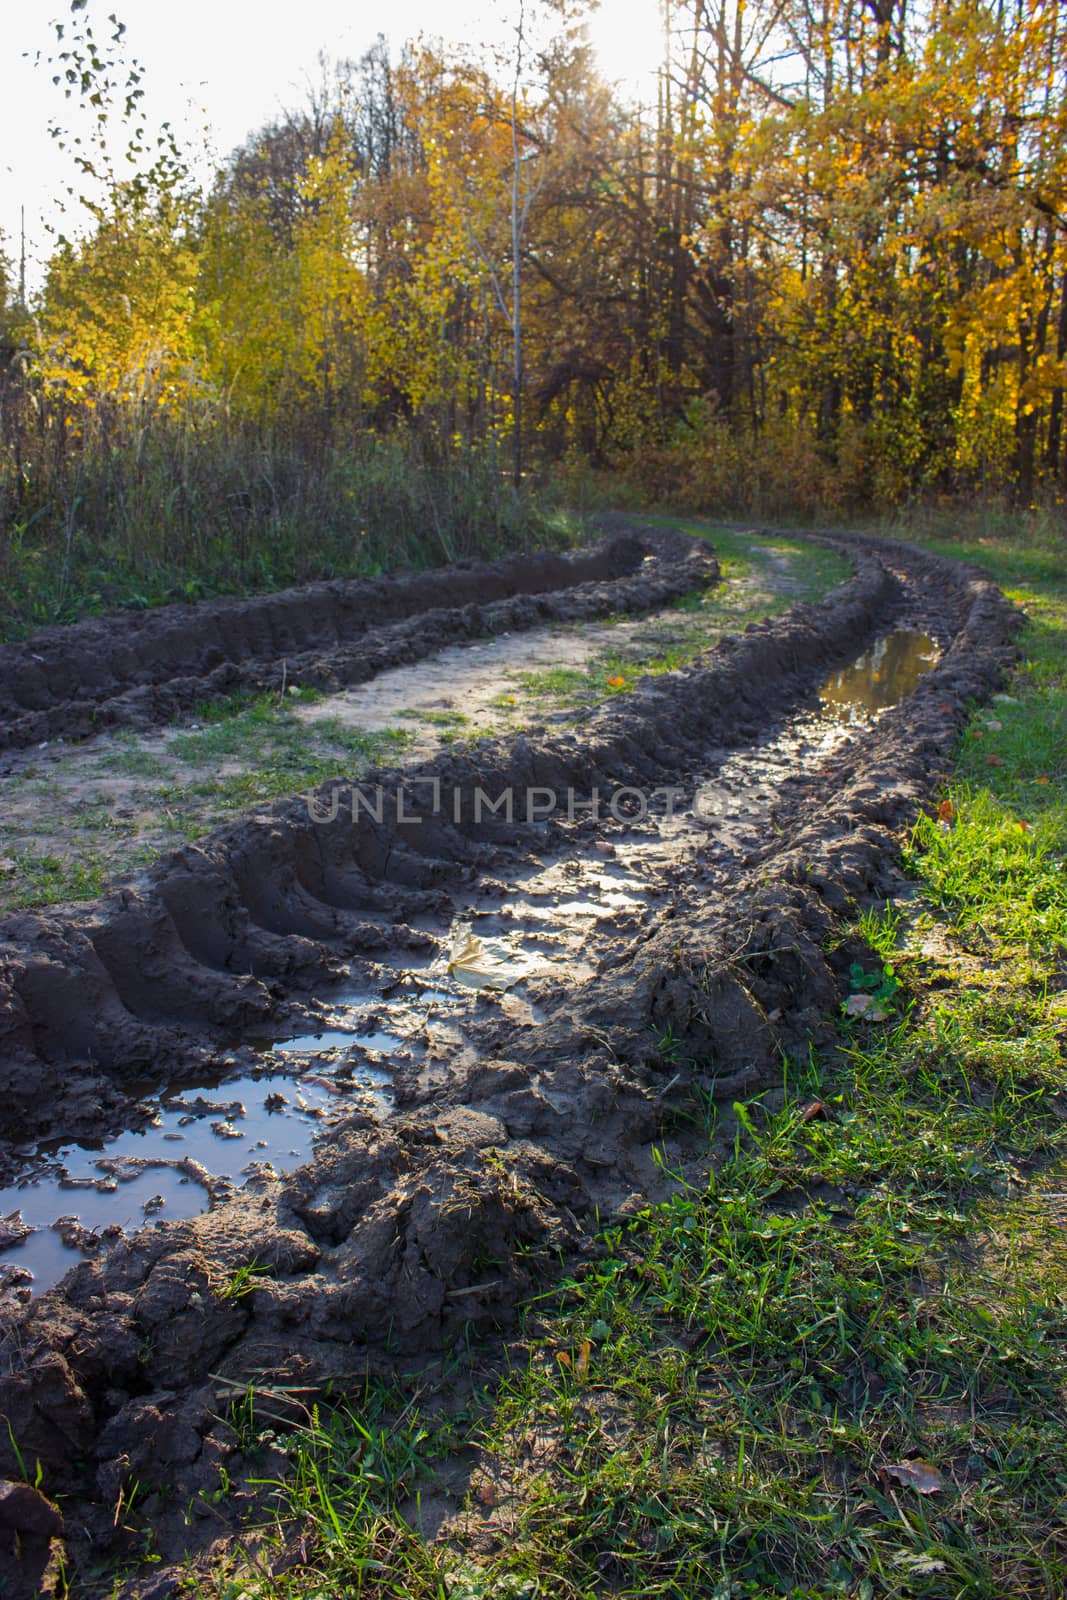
[0,522,1021,1598]
[0,522,717,757]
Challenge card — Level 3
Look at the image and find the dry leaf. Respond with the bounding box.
[972,728,985,738]
[844,993,888,1021]
[885,1460,944,1495]
[987,754,1005,767]
[983,719,1003,731]
[594,840,616,857]
[574,1339,592,1380]
[937,800,954,825]
[800,1100,831,1123]
[447,926,545,991]
[607,675,626,688]
[1036,775,1050,784]
[895,1553,947,1575]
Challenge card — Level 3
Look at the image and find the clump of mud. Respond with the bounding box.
[0,523,1020,1599]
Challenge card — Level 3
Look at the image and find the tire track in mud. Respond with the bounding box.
[0,522,715,757]
[0,524,1021,1599]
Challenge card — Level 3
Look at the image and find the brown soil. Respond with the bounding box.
[0,521,1019,1599]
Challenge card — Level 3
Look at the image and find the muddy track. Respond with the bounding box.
[0,522,716,756]
[0,524,1020,1599]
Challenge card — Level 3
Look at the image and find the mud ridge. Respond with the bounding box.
[0,527,1022,1598]
[0,524,717,756]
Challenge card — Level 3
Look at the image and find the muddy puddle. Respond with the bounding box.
[819,629,938,720]
[0,1046,396,1298]
[0,852,659,1299]
[0,624,941,1302]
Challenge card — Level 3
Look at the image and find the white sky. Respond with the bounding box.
[0,0,662,291]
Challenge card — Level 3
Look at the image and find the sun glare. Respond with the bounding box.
[587,0,663,100]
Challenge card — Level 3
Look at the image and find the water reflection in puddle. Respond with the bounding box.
[1,1048,394,1298]
[820,630,939,721]
[1,978,485,1298]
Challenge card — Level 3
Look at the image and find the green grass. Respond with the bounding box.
[155,705,413,835]
[397,708,470,728]
[191,522,1066,1600]
[0,848,107,907]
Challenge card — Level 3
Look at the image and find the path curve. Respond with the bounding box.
[0,523,1020,1600]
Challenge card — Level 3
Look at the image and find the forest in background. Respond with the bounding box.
[1,0,1066,631]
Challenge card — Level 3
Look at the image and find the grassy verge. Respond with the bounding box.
[0,433,583,643]
[188,525,1066,1600]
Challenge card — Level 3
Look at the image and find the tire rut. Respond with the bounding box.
[0,522,715,757]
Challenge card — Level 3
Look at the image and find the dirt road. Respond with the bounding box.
[0,519,1018,1599]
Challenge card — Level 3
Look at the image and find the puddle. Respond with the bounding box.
[0,975,492,1300]
[273,1024,404,1057]
[819,630,939,721]
[0,1054,394,1299]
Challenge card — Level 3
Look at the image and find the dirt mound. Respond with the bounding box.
[0,525,717,755]
[0,525,1020,1598]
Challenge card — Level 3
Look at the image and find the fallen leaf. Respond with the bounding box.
[895,1553,947,1576]
[0,858,16,875]
[1019,820,1032,831]
[606,675,626,688]
[447,925,546,991]
[767,1006,783,1023]
[844,993,889,1021]
[475,1482,498,1507]
[986,754,1005,767]
[1036,775,1050,784]
[972,728,985,738]
[594,840,616,857]
[800,1100,831,1123]
[884,1460,944,1495]
[983,719,1003,731]
[937,800,954,825]
[574,1339,592,1380]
